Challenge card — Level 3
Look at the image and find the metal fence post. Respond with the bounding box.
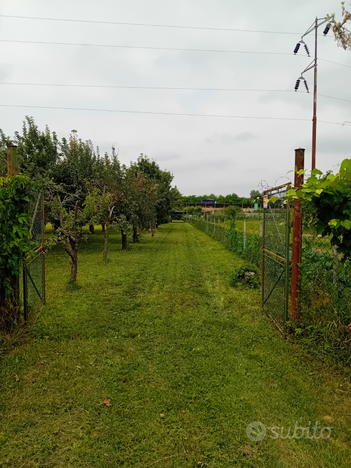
[290,148,305,322]
[23,267,28,321]
[333,246,338,286]
[262,209,266,306]
[244,220,246,250]
[284,204,291,323]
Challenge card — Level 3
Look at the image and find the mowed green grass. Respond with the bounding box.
[1,222,351,467]
[220,219,261,235]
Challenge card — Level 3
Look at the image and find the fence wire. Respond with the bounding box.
[299,221,351,358]
[29,190,44,248]
[188,214,263,268]
[23,191,45,319]
[23,252,45,320]
[262,185,291,332]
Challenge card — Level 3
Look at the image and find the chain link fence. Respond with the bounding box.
[262,206,291,332]
[23,191,45,319]
[188,213,263,267]
[299,222,351,359]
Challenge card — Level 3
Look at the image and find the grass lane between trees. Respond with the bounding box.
[0,222,351,467]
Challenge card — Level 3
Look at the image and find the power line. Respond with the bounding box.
[1,82,351,104]
[0,82,294,92]
[2,39,349,67]
[0,14,304,35]
[0,39,294,55]
[0,103,344,125]
[319,93,351,104]
[319,58,351,69]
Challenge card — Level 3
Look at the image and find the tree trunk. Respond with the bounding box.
[121,230,128,250]
[103,221,110,261]
[64,237,78,281]
[132,226,139,243]
[70,251,78,281]
[89,224,95,234]
[101,223,105,232]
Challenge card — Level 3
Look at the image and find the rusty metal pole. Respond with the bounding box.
[7,144,18,177]
[290,148,305,322]
[311,17,318,171]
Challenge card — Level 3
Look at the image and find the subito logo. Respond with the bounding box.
[246,421,267,441]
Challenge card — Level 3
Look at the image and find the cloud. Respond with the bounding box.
[206,132,258,144]
[0,63,13,82]
[150,151,181,161]
[235,132,258,141]
[300,133,351,155]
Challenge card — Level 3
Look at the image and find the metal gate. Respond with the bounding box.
[262,184,291,332]
[23,192,45,320]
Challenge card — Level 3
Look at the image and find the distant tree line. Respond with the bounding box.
[0,117,182,282]
[183,190,263,205]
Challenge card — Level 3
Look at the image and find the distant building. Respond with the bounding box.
[201,199,216,204]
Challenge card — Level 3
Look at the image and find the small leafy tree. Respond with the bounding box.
[250,189,263,203]
[90,150,123,259]
[86,187,120,261]
[49,194,94,282]
[224,205,242,219]
[135,155,176,225]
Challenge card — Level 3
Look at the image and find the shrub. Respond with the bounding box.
[224,205,242,219]
[229,263,260,289]
[185,206,202,214]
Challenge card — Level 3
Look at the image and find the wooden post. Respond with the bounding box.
[7,144,18,177]
[290,148,305,322]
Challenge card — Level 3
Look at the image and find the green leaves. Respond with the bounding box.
[311,168,323,176]
[286,160,351,261]
[0,175,35,296]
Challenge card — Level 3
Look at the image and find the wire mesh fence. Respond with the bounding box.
[23,252,45,320]
[188,214,263,267]
[188,194,351,353]
[262,209,291,332]
[299,222,351,358]
[23,191,45,319]
[262,184,291,332]
[29,189,44,247]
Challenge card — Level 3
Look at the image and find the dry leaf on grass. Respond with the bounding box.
[100,399,112,407]
[14,375,20,381]
[160,413,165,418]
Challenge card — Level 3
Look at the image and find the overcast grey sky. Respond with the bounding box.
[1,0,350,196]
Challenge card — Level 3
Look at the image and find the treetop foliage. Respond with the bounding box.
[0,117,183,280]
[286,159,351,260]
[183,192,258,204]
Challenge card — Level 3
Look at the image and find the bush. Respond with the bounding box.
[224,205,242,219]
[186,206,202,214]
[229,263,260,289]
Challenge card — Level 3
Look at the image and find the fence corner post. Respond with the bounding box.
[7,144,18,177]
[290,148,305,323]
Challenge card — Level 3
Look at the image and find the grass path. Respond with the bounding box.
[1,222,351,467]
